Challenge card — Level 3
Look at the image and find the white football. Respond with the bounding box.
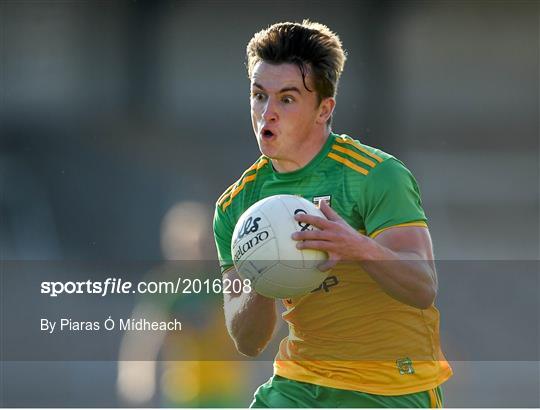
[231,194,329,299]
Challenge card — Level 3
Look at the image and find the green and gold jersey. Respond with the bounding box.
[213,132,452,395]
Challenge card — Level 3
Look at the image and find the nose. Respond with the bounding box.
[262,98,278,122]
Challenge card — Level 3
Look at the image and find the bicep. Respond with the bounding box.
[373,226,434,262]
[374,226,438,289]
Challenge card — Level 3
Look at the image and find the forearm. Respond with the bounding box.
[223,273,277,356]
[356,237,437,309]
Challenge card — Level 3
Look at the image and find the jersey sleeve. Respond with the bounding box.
[359,158,427,237]
[213,204,235,273]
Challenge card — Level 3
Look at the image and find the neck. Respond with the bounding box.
[271,129,330,173]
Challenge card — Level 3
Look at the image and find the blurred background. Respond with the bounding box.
[1,0,538,407]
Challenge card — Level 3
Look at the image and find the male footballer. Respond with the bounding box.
[213,20,452,408]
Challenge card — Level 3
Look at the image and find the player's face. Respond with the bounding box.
[250,61,330,171]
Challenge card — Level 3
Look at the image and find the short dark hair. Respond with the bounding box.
[246,20,347,107]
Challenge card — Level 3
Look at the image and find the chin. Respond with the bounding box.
[260,148,277,159]
[257,140,278,158]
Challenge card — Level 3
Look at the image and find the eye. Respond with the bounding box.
[252,92,266,102]
[282,96,294,104]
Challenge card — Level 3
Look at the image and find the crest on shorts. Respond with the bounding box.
[313,195,332,208]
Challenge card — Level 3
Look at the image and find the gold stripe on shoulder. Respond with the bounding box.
[370,221,428,238]
[218,182,236,206]
[243,157,266,175]
[217,183,235,205]
[328,152,369,175]
[331,144,376,168]
[335,136,383,163]
[218,157,268,206]
[257,158,269,170]
[222,174,257,211]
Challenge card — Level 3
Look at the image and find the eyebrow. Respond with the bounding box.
[252,82,302,94]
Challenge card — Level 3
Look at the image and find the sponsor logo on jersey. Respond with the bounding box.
[311,275,339,293]
[283,275,340,304]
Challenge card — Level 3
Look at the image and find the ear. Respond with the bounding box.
[316,97,336,125]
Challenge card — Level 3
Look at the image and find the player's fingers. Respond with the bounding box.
[319,200,344,223]
[296,240,331,251]
[291,230,332,241]
[294,213,333,229]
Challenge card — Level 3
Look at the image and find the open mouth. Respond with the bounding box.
[262,129,275,138]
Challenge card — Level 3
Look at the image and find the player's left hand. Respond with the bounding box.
[292,200,369,271]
